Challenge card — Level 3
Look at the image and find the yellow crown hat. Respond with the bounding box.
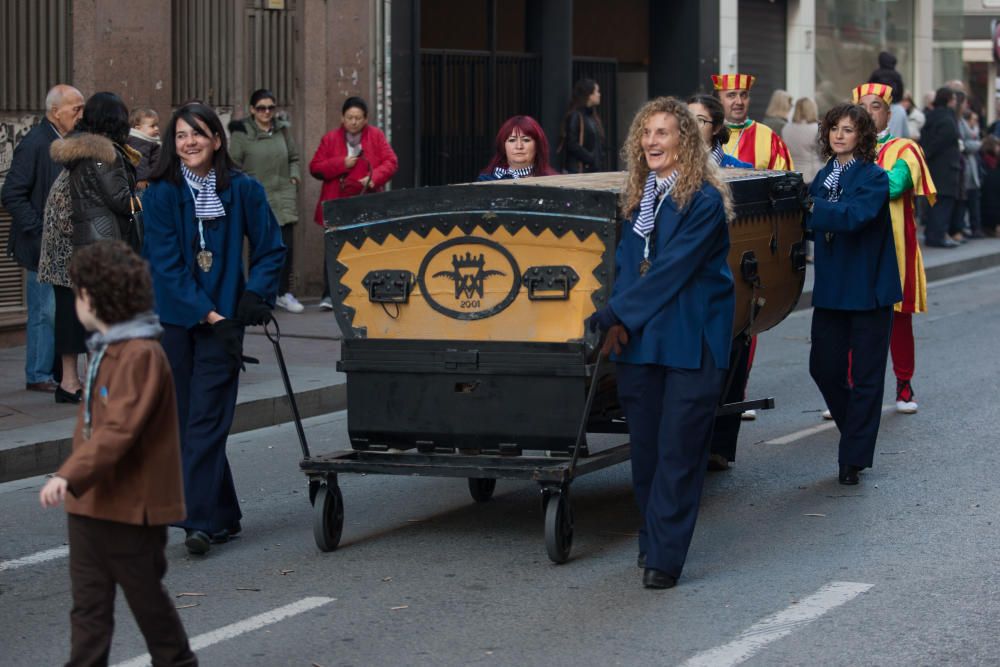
[712,74,756,91]
[852,83,893,105]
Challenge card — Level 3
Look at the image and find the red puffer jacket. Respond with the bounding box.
[308,124,399,224]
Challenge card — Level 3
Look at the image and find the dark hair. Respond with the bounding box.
[250,89,276,107]
[69,241,154,325]
[480,115,557,177]
[149,102,237,191]
[933,87,955,109]
[818,103,878,163]
[342,96,368,117]
[686,94,730,145]
[559,78,605,144]
[75,92,130,145]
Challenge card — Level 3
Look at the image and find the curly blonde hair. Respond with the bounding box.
[619,96,734,221]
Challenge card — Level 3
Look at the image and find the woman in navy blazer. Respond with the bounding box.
[805,103,900,485]
[587,97,735,589]
[143,103,285,555]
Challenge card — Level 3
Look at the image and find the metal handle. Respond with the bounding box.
[263,317,311,460]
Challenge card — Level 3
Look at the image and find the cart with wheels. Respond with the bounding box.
[293,170,804,563]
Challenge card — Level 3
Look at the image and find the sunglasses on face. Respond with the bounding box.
[254,105,276,112]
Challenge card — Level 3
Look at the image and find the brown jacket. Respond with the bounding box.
[58,339,186,526]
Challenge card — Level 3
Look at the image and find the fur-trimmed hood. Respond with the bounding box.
[50,132,142,167]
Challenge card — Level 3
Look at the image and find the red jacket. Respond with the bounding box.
[309,124,399,224]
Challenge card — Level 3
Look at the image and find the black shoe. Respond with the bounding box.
[55,386,82,404]
[637,553,646,569]
[707,453,730,471]
[925,238,959,248]
[185,530,211,555]
[838,464,862,485]
[643,568,677,589]
[211,520,243,544]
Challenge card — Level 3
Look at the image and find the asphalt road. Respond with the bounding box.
[2,267,998,667]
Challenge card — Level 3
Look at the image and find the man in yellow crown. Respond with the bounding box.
[712,73,794,171]
[854,82,936,414]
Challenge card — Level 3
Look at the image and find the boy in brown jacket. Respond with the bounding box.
[39,240,197,667]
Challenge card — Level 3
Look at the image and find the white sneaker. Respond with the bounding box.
[276,292,304,313]
[821,409,833,420]
[741,409,756,421]
[319,296,334,311]
[896,400,918,414]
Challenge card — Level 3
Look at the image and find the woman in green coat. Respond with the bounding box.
[229,88,303,313]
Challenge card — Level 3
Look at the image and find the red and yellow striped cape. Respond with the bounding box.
[721,121,794,171]
[877,137,937,313]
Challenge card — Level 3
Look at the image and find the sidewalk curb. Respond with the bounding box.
[0,383,346,484]
[4,248,999,484]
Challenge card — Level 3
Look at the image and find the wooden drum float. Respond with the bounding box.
[299,169,805,560]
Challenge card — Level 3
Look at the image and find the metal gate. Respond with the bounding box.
[738,0,788,120]
[420,50,541,187]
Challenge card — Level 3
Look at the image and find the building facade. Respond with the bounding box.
[1,0,982,341]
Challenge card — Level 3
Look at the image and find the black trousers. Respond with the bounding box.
[924,195,964,243]
[616,343,726,578]
[67,514,197,667]
[54,284,88,356]
[809,307,893,468]
[709,335,752,461]
[161,324,242,534]
[279,223,294,294]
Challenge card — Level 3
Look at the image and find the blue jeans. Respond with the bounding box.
[24,270,55,384]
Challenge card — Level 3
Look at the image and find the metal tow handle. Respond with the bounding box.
[569,352,603,476]
[263,317,311,460]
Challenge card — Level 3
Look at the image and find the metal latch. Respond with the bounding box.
[522,265,580,301]
[739,251,761,287]
[361,270,414,303]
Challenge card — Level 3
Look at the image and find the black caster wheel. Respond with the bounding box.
[468,477,497,502]
[313,483,344,552]
[544,491,573,564]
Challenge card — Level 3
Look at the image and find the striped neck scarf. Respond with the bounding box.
[181,165,226,219]
[493,165,534,180]
[822,158,856,203]
[633,170,678,238]
[725,119,753,130]
[711,142,725,166]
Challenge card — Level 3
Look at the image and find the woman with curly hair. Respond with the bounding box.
[585,97,734,589]
[804,103,899,485]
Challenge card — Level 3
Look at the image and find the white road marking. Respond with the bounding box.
[679,581,874,667]
[761,404,894,445]
[112,596,336,667]
[0,545,69,572]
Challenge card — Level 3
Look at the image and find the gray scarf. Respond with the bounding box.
[82,312,164,439]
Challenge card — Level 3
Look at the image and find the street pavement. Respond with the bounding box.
[1,263,998,666]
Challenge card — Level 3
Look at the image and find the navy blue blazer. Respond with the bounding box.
[142,171,286,328]
[807,158,901,311]
[720,153,752,169]
[609,184,734,370]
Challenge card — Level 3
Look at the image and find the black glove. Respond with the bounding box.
[237,290,272,326]
[585,305,621,334]
[212,319,245,370]
[798,181,814,214]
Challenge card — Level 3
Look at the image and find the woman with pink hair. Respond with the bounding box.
[477,115,557,180]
